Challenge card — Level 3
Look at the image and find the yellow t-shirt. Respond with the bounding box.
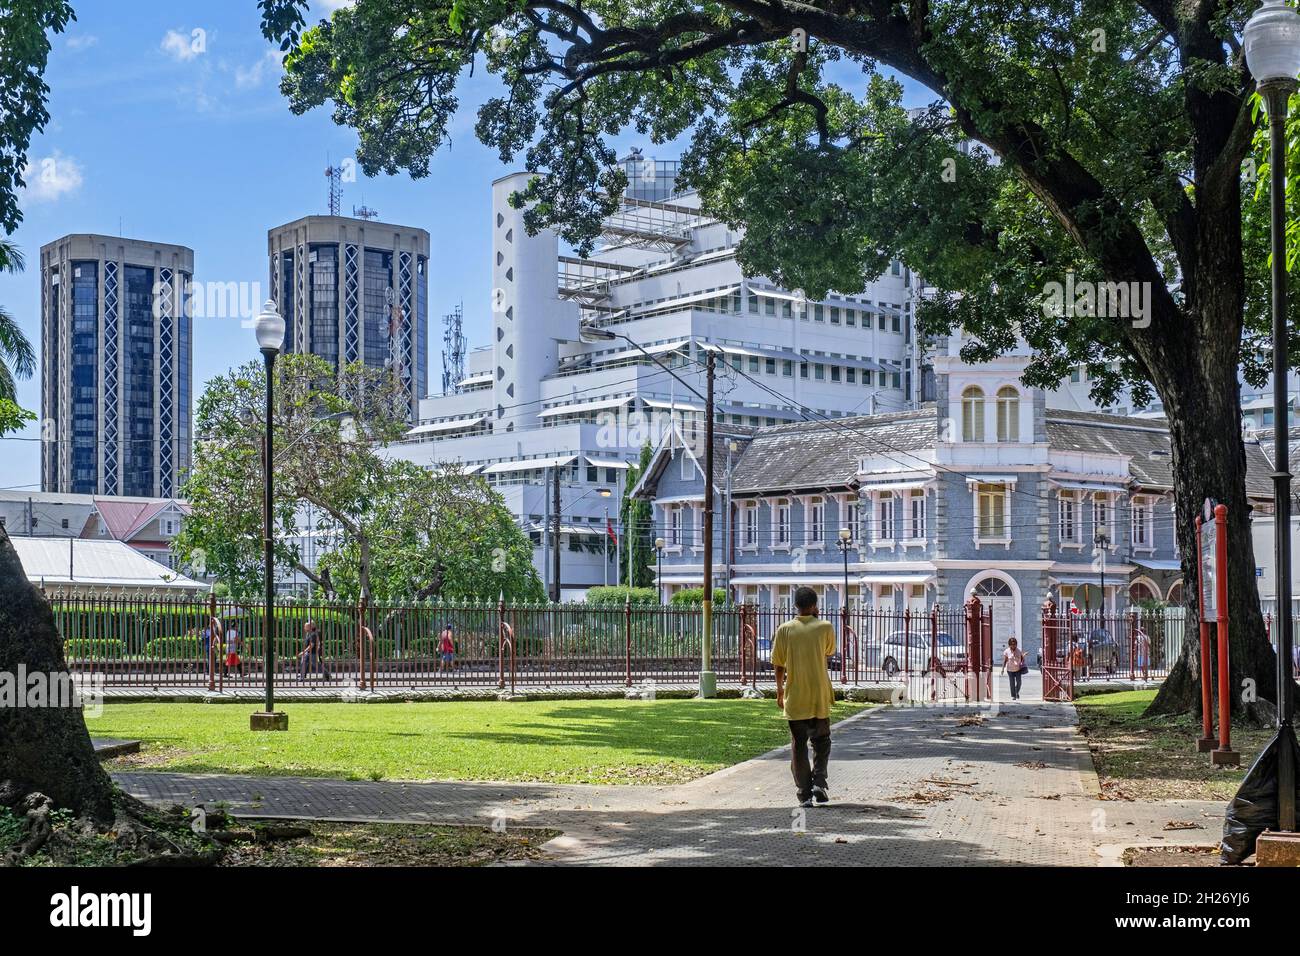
[771,615,836,720]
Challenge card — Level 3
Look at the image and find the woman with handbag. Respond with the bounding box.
[1001,636,1027,701]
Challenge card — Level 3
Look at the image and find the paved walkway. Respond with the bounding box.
[113,673,1224,866]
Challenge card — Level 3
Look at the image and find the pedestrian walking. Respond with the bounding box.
[1001,635,1026,700]
[772,586,835,808]
[298,619,332,680]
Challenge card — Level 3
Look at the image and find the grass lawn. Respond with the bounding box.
[1075,690,1273,801]
[88,698,868,785]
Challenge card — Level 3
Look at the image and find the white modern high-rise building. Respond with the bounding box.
[388,153,920,597]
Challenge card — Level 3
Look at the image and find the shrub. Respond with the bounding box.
[63,638,125,660]
[143,635,202,659]
[669,588,729,607]
[585,586,660,606]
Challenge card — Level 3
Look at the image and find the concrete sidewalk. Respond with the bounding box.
[114,690,1224,866]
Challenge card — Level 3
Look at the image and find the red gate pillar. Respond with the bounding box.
[1211,504,1239,766]
[208,592,217,692]
[1195,515,1216,753]
[965,594,983,703]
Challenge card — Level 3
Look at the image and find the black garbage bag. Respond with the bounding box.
[1221,724,1300,864]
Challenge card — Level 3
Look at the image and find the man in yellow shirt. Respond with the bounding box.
[772,586,836,807]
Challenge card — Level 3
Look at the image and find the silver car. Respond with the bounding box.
[864,630,966,676]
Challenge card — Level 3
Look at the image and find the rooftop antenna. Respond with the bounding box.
[353,203,379,221]
[325,161,343,216]
[442,302,466,394]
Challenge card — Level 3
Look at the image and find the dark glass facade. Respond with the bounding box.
[309,244,339,367]
[70,262,98,493]
[122,265,156,498]
[362,249,393,370]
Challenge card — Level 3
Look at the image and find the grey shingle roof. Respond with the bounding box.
[730,408,938,495]
[1045,409,1275,500]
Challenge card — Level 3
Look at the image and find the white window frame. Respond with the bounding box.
[691,503,704,553]
[873,491,895,548]
[906,489,927,545]
[774,498,791,551]
[1058,490,1081,549]
[741,502,759,551]
[666,505,683,551]
[996,386,1020,442]
[962,386,986,442]
[973,481,1010,547]
[1130,495,1154,551]
[805,496,825,550]
[1092,493,1112,543]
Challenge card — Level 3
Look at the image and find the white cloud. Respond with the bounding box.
[234,49,284,90]
[21,152,84,203]
[161,28,207,62]
[65,34,98,52]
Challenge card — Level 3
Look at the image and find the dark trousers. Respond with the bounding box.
[1008,669,1023,699]
[788,717,831,799]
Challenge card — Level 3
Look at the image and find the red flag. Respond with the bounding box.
[606,519,618,546]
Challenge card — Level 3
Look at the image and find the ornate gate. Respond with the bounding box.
[1040,600,1074,702]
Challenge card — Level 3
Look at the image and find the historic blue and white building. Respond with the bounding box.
[634,337,1275,653]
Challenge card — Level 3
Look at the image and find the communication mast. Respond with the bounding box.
[353,204,379,221]
[324,163,344,216]
[442,302,466,394]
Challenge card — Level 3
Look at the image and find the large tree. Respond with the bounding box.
[177,352,542,603]
[1,2,216,862]
[260,0,1294,717]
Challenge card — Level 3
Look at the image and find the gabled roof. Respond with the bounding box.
[92,497,188,542]
[730,408,938,494]
[630,423,754,500]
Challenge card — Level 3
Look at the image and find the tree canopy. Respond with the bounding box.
[177,352,541,603]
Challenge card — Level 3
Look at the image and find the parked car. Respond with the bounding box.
[865,630,966,676]
[1056,625,1122,674]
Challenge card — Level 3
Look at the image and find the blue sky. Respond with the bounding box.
[0,0,935,491]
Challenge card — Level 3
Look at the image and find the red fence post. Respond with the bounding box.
[1194,516,1216,753]
[1212,504,1239,765]
[207,592,217,692]
[497,598,506,690]
[625,598,633,687]
[965,594,982,703]
[1128,610,1136,682]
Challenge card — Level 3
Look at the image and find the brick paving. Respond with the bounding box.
[112,671,1224,866]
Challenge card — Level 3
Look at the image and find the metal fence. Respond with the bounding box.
[1039,606,1187,699]
[52,592,989,696]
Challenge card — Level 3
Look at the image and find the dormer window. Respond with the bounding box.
[962,386,986,442]
[996,386,1020,442]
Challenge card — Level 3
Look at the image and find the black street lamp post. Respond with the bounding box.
[251,300,287,732]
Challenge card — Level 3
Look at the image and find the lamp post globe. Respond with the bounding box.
[1245,0,1300,89]
[254,299,286,355]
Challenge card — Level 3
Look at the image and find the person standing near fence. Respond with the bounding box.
[438,623,455,673]
[223,622,243,678]
[1001,636,1025,701]
[299,619,332,681]
[772,586,836,809]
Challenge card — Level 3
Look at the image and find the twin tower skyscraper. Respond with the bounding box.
[39,216,430,497]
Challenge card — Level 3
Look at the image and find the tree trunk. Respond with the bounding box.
[0,527,117,821]
[1146,316,1276,719]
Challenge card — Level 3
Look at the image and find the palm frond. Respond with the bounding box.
[0,239,24,275]
[0,305,35,386]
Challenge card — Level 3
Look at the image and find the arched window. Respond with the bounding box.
[1130,581,1156,603]
[996,386,1020,442]
[973,577,1013,598]
[962,386,985,442]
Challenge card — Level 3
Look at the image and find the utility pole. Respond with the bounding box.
[700,348,717,698]
[551,464,562,602]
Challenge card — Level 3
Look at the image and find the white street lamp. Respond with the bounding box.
[254,299,286,355]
